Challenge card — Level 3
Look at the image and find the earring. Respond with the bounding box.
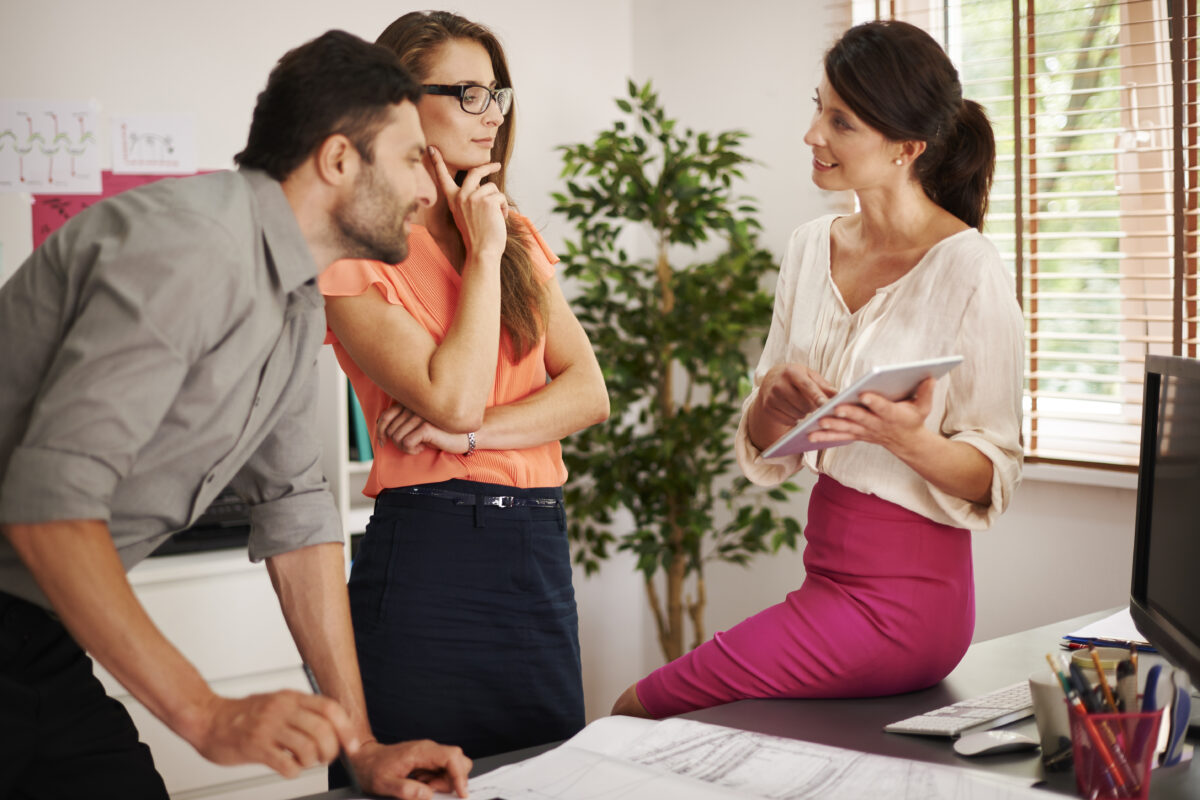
[894,158,904,166]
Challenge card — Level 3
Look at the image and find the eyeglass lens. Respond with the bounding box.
[461,86,513,115]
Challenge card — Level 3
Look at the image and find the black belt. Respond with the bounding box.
[384,486,561,509]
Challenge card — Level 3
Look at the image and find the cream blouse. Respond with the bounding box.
[735,215,1024,530]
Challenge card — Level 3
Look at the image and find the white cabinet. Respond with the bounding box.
[316,347,374,540]
[93,550,328,798]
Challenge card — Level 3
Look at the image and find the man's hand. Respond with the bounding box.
[350,739,473,800]
[188,690,361,778]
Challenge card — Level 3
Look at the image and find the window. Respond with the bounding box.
[851,0,1199,468]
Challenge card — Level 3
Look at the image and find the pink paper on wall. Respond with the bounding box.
[31,171,187,249]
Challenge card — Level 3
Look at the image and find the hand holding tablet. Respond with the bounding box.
[761,355,964,459]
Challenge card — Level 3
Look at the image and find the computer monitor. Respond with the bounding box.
[1129,354,1200,687]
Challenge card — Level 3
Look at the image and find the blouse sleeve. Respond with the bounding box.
[512,213,560,284]
[735,226,808,486]
[928,252,1025,529]
[317,258,402,345]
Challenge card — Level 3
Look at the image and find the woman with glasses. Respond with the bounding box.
[612,20,1023,719]
[318,10,608,772]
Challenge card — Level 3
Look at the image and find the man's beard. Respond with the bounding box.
[333,164,416,265]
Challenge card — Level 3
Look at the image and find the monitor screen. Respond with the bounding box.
[1130,354,1200,686]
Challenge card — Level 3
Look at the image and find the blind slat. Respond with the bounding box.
[867,0,1196,469]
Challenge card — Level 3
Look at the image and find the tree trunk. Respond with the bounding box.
[655,235,686,661]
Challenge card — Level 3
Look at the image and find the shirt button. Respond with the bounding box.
[254,396,262,407]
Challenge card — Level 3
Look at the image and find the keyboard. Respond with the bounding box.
[884,681,1034,738]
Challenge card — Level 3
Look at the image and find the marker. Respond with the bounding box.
[1116,659,1137,713]
[1045,653,1074,698]
[302,663,363,793]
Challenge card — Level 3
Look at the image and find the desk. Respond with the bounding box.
[295,609,1198,799]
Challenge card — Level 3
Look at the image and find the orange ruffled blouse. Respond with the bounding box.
[320,214,568,494]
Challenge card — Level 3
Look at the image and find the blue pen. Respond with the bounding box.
[1141,664,1162,713]
[1129,663,1164,770]
[1160,671,1191,767]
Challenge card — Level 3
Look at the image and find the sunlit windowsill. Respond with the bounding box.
[1022,462,1138,491]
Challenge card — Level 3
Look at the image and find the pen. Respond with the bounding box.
[1129,663,1164,772]
[302,663,363,794]
[1161,671,1191,767]
[1141,664,1162,713]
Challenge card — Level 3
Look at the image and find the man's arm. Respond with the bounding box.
[267,542,471,799]
[1,519,360,776]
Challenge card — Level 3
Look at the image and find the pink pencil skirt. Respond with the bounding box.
[636,474,975,718]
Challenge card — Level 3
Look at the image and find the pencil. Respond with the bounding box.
[1088,644,1120,712]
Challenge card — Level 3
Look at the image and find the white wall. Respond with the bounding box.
[0,0,633,268]
[0,0,1140,730]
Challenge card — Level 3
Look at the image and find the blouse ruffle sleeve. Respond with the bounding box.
[511,212,559,284]
[318,258,405,345]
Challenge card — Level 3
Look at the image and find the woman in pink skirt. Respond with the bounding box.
[613,20,1024,719]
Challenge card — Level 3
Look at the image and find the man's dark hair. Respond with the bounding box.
[234,30,422,180]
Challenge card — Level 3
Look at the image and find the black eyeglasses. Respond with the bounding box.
[423,84,513,116]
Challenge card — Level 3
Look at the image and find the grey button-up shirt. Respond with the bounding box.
[0,168,343,609]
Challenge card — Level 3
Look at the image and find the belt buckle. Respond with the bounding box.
[485,495,515,508]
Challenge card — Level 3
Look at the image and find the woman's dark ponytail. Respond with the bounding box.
[915,99,994,230]
[825,20,995,231]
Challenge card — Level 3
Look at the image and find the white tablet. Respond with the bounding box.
[761,355,964,459]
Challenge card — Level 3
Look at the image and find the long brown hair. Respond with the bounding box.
[825,20,995,230]
[377,11,545,359]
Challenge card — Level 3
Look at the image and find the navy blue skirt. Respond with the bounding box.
[341,479,584,765]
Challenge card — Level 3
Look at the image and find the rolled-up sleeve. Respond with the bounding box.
[927,281,1025,529]
[232,356,343,561]
[736,231,808,486]
[0,211,234,524]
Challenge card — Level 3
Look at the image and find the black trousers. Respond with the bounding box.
[330,479,585,788]
[0,590,168,800]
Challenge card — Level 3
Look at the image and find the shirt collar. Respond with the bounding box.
[240,167,320,294]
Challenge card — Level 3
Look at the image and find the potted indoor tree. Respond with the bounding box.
[555,81,802,663]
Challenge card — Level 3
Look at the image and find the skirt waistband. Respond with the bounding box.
[378,479,563,509]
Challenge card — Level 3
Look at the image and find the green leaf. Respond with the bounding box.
[553,77,800,634]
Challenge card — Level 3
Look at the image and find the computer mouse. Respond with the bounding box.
[953,729,1040,757]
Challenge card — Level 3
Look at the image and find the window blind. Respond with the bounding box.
[850,0,1199,468]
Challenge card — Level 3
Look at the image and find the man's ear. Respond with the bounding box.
[313,134,358,187]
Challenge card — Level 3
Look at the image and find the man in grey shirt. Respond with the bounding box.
[0,30,471,799]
